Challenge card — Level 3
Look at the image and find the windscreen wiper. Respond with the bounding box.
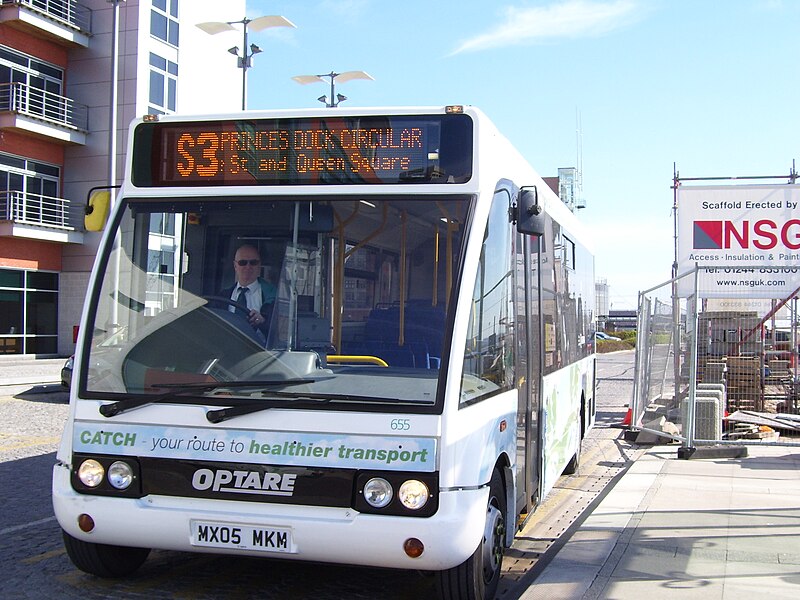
[206,392,417,423]
[98,378,314,418]
[206,395,332,423]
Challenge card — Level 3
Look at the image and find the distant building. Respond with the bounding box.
[608,309,637,331]
[595,278,609,327]
[1,0,244,355]
[543,167,585,212]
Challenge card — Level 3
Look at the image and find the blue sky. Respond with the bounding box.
[242,0,799,309]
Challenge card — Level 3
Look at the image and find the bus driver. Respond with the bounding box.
[220,244,277,336]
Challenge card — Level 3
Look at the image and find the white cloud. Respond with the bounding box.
[450,0,645,56]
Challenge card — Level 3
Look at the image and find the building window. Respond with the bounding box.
[0,46,64,94]
[0,46,70,125]
[151,0,179,46]
[0,153,61,225]
[0,268,58,355]
[148,53,178,114]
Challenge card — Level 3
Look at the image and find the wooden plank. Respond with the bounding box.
[725,410,800,432]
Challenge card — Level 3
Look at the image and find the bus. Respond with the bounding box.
[53,105,595,599]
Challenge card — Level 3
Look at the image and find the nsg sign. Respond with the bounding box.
[677,184,800,298]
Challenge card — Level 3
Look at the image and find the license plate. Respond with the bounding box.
[191,520,293,553]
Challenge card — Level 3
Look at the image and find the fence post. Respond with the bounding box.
[631,291,646,426]
[680,267,700,457]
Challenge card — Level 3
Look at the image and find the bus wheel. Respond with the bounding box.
[436,470,505,600]
[62,530,150,578]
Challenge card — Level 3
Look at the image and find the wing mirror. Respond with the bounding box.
[516,186,545,236]
[85,186,118,231]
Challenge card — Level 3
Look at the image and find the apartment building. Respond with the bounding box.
[1,0,244,356]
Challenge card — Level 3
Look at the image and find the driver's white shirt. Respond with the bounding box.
[229,280,263,313]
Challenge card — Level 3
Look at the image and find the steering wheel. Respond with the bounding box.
[202,296,266,346]
[203,295,251,313]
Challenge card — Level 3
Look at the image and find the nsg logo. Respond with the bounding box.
[693,219,800,251]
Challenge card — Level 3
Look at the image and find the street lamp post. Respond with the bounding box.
[292,71,374,107]
[197,15,296,110]
[108,0,126,193]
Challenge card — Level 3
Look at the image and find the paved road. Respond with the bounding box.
[0,352,633,599]
[595,350,635,425]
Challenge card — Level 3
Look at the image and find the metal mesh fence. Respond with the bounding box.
[632,272,689,443]
[632,266,800,447]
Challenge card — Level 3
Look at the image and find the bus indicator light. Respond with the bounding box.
[403,537,424,558]
[78,513,95,533]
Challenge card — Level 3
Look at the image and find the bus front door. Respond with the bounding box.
[515,232,542,517]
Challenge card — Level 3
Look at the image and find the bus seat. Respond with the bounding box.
[375,346,416,368]
[365,305,400,342]
[366,303,445,341]
[341,341,416,368]
[362,302,446,368]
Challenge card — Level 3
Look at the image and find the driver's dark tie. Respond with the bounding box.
[236,287,249,317]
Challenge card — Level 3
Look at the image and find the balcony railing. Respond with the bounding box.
[0,190,75,229]
[0,82,88,132]
[0,0,92,33]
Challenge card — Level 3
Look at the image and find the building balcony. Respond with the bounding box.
[0,189,84,243]
[0,0,91,47]
[0,82,87,144]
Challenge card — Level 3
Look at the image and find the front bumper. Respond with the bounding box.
[53,463,487,571]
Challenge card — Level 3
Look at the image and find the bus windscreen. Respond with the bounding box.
[132,114,473,187]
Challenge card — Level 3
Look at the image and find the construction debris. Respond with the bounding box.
[725,410,800,433]
[726,423,779,440]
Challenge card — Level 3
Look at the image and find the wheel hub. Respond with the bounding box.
[482,503,505,581]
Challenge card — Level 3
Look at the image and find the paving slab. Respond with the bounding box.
[521,443,800,600]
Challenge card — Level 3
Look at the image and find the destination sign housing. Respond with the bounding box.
[132,114,473,186]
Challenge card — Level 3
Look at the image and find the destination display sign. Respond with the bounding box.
[132,114,473,186]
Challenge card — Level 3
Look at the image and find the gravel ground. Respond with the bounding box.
[0,358,69,462]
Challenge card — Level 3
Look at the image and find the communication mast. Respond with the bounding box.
[574,108,586,209]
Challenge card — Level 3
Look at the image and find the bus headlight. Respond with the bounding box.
[107,461,134,490]
[363,477,393,508]
[77,459,105,488]
[398,479,429,510]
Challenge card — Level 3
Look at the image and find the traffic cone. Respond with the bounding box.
[622,408,632,426]
[612,407,633,429]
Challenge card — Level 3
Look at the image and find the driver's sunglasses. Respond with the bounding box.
[236,259,260,266]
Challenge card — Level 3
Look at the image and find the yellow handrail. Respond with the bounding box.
[327,355,389,367]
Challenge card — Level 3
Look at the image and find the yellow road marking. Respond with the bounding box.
[0,435,60,451]
[22,548,66,565]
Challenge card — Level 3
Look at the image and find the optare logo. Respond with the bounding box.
[192,468,297,497]
[693,219,800,251]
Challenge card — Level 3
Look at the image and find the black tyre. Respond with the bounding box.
[563,442,581,475]
[563,418,582,475]
[436,469,506,600]
[62,530,150,578]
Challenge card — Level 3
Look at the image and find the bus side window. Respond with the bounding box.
[459,188,516,406]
